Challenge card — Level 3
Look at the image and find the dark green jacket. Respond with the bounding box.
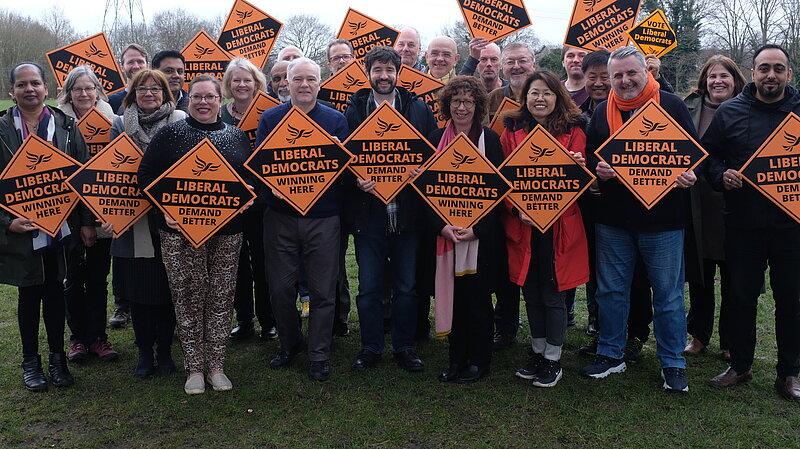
[0,106,91,287]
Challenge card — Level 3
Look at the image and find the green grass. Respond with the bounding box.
[0,243,797,448]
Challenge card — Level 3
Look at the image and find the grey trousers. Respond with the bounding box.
[264,209,339,362]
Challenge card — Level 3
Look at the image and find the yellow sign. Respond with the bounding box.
[627,9,678,57]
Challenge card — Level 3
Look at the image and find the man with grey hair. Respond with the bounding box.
[581,46,697,392]
[107,43,148,114]
[458,37,505,93]
[277,45,304,62]
[486,42,536,122]
[394,26,423,70]
[425,36,459,82]
[255,57,349,382]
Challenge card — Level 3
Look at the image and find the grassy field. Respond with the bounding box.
[0,240,796,449]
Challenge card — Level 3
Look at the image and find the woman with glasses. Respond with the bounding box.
[503,71,589,388]
[138,74,253,395]
[110,69,185,378]
[57,65,120,364]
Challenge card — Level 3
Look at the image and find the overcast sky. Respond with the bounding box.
[18,0,576,47]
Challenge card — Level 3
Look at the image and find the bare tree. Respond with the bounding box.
[0,9,62,93]
[747,0,782,47]
[274,14,334,67]
[149,9,223,52]
[43,6,78,48]
[708,0,751,66]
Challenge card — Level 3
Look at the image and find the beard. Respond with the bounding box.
[756,82,784,99]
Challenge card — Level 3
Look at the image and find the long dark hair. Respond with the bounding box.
[504,70,583,137]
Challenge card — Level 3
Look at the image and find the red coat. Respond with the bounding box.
[501,124,589,291]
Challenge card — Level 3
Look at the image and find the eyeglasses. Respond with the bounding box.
[329,55,353,62]
[504,58,532,67]
[189,94,220,103]
[135,87,163,94]
[452,99,475,108]
[73,87,97,94]
[527,90,555,100]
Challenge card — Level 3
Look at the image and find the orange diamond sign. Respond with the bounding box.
[65,133,151,237]
[594,99,707,209]
[0,135,81,237]
[627,9,677,58]
[344,102,436,204]
[457,0,532,43]
[46,32,125,94]
[318,60,368,113]
[217,0,282,69]
[237,90,281,148]
[740,113,800,224]
[498,125,596,232]
[336,8,399,62]
[489,97,520,135]
[397,65,446,128]
[143,139,256,248]
[76,107,112,157]
[564,0,641,52]
[411,134,512,228]
[181,31,234,91]
[244,107,354,215]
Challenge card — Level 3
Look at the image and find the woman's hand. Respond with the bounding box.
[570,151,586,167]
[357,178,377,194]
[164,213,180,231]
[440,225,461,243]
[676,170,697,189]
[518,212,535,227]
[9,218,37,234]
[596,161,616,181]
[99,220,114,234]
[456,228,477,241]
[241,184,255,212]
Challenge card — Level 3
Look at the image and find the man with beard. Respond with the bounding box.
[107,44,148,114]
[486,42,536,122]
[704,44,800,401]
[394,27,424,70]
[458,37,504,93]
[151,50,188,112]
[344,46,435,373]
[268,61,290,103]
[425,36,460,83]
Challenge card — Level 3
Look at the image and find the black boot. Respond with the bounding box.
[135,348,154,378]
[48,353,74,387]
[156,347,176,374]
[22,355,47,392]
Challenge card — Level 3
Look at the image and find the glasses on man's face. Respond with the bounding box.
[73,86,97,94]
[504,58,532,67]
[135,87,163,94]
[189,94,220,103]
[329,55,353,63]
[452,99,475,108]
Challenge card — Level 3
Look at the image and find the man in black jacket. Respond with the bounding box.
[344,46,435,373]
[704,44,800,401]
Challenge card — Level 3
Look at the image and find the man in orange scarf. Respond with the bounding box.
[580,47,698,392]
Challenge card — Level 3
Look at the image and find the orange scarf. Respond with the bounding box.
[606,72,661,133]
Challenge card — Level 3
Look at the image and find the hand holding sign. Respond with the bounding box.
[723,169,743,190]
[675,169,697,188]
[9,218,37,234]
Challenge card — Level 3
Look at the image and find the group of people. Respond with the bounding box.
[2,25,798,401]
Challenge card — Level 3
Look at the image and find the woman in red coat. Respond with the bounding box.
[501,70,589,387]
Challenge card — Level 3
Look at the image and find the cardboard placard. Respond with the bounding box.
[563,0,641,52]
[457,0,532,43]
[0,135,81,237]
[46,32,125,95]
[143,139,256,248]
[397,64,446,128]
[739,113,800,224]
[65,133,151,237]
[344,102,436,204]
[237,90,281,148]
[244,106,354,215]
[489,97,520,135]
[411,133,512,228]
[76,107,112,157]
[627,9,677,58]
[318,60,368,113]
[336,8,399,62]
[594,99,707,209]
[498,125,596,232]
[217,0,282,69]
[180,31,234,91]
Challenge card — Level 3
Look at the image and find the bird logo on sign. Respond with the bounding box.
[639,117,668,136]
[375,119,401,137]
[192,155,220,176]
[85,42,107,58]
[400,80,422,91]
[286,125,313,144]
[528,144,556,162]
[583,0,599,12]
[84,123,109,141]
[25,152,52,170]
[783,131,800,152]
[451,149,477,169]
[110,149,138,168]
[235,9,253,24]
[343,73,365,89]
[194,44,214,58]
[348,21,367,35]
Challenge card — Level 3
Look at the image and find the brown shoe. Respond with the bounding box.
[775,376,800,401]
[709,367,753,388]
[683,338,706,355]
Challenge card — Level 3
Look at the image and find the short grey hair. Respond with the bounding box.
[57,65,108,105]
[608,46,646,73]
[287,57,320,80]
[502,42,536,64]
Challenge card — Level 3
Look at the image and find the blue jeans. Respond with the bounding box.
[354,232,419,354]
[595,224,686,368]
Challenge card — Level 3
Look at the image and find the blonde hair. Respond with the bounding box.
[221,57,267,100]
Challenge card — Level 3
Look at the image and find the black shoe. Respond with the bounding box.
[393,349,424,372]
[309,360,331,381]
[532,359,562,388]
[624,337,644,362]
[260,326,278,340]
[108,308,129,329]
[230,321,255,340]
[48,353,74,387]
[578,337,598,356]
[135,349,155,378]
[333,321,349,337]
[269,343,302,369]
[156,349,176,374]
[457,364,489,383]
[567,312,576,327]
[439,364,462,382]
[516,353,545,380]
[21,355,47,392]
[492,332,516,351]
[586,321,598,336]
[351,349,381,371]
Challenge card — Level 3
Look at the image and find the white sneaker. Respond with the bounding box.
[184,374,205,395]
[207,372,233,391]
